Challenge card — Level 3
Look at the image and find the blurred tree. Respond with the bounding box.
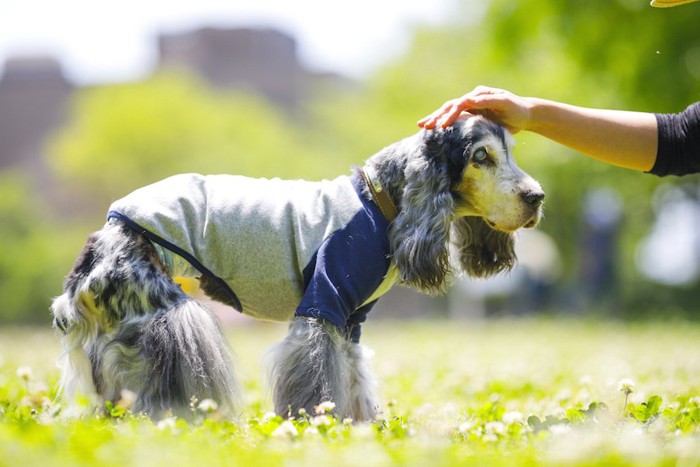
[48,72,356,212]
[0,172,84,322]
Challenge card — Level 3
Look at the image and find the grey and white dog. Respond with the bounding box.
[51,115,544,421]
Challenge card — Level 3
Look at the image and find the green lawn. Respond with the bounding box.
[1,319,699,466]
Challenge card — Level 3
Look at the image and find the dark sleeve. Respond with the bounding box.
[295,205,391,338]
[650,102,700,177]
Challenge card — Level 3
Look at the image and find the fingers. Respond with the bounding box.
[417,86,505,129]
[418,101,456,129]
[417,99,468,129]
[416,114,437,129]
[419,86,525,133]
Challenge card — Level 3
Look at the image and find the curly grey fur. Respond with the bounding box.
[269,317,353,419]
[51,222,239,419]
[363,129,460,296]
[347,342,379,421]
[451,217,516,278]
[268,317,379,421]
[390,154,455,295]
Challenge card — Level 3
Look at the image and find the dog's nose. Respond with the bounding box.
[520,190,545,207]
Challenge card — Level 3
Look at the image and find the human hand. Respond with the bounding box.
[417,86,532,134]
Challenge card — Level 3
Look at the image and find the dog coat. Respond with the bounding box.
[107,173,396,341]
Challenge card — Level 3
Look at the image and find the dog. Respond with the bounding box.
[51,115,544,421]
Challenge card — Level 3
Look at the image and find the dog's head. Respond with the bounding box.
[380,115,544,295]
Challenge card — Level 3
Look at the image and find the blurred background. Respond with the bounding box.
[1,0,698,325]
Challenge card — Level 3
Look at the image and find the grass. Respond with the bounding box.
[1,318,700,466]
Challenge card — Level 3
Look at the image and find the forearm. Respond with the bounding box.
[525,98,658,171]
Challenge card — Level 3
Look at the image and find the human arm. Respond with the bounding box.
[418,86,658,172]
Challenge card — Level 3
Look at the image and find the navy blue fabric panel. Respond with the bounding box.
[295,175,392,334]
[346,301,376,343]
[106,210,243,312]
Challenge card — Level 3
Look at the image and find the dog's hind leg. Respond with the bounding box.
[269,317,353,419]
[136,298,240,419]
[52,221,239,419]
[51,293,99,410]
[51,232,108,411]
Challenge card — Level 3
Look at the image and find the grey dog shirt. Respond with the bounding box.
[107,173,396,340]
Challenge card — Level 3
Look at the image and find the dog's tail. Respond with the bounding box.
[137,297,241,419]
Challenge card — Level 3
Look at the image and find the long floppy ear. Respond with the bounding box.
[451,217,516,278]
[390,129,463,296]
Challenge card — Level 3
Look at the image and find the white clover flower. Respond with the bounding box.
[352,423,375,439]
[157,417,178,430]
[485,421,506,436]
[19,394,50,409]
[342,417,353,425]
[688,396,700,407]
[502,411,523,425]
[271,420,298,438]
[312,415,333,427]
[197,398,219,414]
[31,381,49,396]
[618,378,636,395]
[457,420,476,433]
[261,411,277,423]
[555,389,572,402]
[579,375,593,386]
[314,401,336,415]
[16,366,32,382]
[665,401,680,412]
[117,389,138,409]
[548,423,572,435]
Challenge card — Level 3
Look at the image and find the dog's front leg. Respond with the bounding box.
[347,342,379,421]
[269,317,352,419]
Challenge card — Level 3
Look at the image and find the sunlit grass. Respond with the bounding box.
[1,318,699,466]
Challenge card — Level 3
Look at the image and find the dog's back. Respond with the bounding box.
[107,173,364,321]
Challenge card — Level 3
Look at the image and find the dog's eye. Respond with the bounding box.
[472,147,489,163]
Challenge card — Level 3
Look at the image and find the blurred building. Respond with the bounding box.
[0,27,350,181]
[0,56,73,178]
[159,27,304,112]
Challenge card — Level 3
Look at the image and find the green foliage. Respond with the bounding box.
[2,320,700,466]
[48,72,355,208]
[0,172,85,322]
[630,394,663,422]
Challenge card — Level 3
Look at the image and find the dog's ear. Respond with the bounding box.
[389,129,464,295]
[450,216,516,278]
